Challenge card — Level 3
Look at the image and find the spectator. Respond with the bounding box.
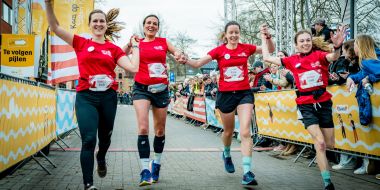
[251,61,271,92]
[314,18,332,43]
[263,63,288,90]
[204,75,217,99]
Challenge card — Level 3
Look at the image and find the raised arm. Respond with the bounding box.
[122,35,139,55]
[118,38,139,73]
[261,34,282,66]
[255,24,275,54]
[45,0,74,46]
[326,25,347,62]
[167,41,188,64]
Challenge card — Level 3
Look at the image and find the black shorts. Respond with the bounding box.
[297,100,334,129]
[215,90,254,113]
[132,82,169,108]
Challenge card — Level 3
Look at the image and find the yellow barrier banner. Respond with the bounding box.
[0,80,56,172]
[255,83,380,157]
[1,34,35,77]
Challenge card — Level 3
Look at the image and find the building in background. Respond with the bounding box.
[1,0,13,34]
[115,66,134,93]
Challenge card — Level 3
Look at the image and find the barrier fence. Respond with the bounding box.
[255,83,380,158]
[0,73,79,173]
[169,96,240,132]
[0,74,56,172]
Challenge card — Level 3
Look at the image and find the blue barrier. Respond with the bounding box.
[55,89,77,136]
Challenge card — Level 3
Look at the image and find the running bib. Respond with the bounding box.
[89,74,114,91]
[223,66,244,82]
[298,70,323,89]
[148,63,167,78]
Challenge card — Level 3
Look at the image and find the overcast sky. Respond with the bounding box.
[96,0,225,57]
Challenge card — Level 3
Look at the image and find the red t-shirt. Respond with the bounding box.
[134,37,169,85]
[208,43,256,91]
[281,50,332,104]
[72,35,125,91]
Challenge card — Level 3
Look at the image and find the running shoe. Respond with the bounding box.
[139,169,152,186]
[84,183,98,190]
[96,152,107,178]
[324,183,335,190]
[222,152,235,173]
[241,171,258,185]
[149,160,161,183]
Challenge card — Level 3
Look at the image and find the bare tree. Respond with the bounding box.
[167,32,197,78]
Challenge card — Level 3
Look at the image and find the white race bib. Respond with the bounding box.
[148,63,167,78]
[89,74,114,91]
[298,70,323,89]
[223,66,244,82]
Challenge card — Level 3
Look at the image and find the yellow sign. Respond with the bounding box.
[54,0,94,34]
[32,0,49,48]
[1,34,35,77]
[255,83,380,157]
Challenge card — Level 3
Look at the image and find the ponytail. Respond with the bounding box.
[105,8,124,42]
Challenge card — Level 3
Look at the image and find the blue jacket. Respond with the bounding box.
[348,48,380,125]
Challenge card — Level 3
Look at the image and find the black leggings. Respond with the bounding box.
[75,89,117,185]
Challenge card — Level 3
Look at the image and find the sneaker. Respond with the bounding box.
[149,160,161,183]
[139,169,152,186]
[376,174,380,180]
[96,152,107,178]
[332,163,355,170]
[354,165,366,175]
[84,183,98,190]
[324,183,335,190]
[222,153,235,173]
[241,171,258,185]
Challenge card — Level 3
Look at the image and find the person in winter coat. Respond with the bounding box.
[346,35,380,125]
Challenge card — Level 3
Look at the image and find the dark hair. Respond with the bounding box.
[224,21,240,33]
[143,14,160,27]
[88,9,124,42]
[278,50,288,57]
[343,39,355,60]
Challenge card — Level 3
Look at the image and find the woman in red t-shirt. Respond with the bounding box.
[45,1,139,189]
[184,21,275,186]
[261,27,346,190]
[123,14,186,186]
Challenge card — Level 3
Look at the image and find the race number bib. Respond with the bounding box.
[223,66,244,82]
[298,70,323,89]
[89,74,114,91]
[148,63,167,78]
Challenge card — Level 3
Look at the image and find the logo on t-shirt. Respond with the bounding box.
[311,61,321,68]
[237,52,247,57]
[101,50,112,57]
[154,46,164,50]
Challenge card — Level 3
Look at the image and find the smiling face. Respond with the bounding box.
[89,12,107,38]
[143,16,159,38]
[225,24,240,45]
[295,32,313,54]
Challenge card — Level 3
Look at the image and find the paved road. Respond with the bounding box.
[1,105,379,190]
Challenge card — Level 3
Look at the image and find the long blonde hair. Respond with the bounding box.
[89,8,124,42]
[355,34,377,66]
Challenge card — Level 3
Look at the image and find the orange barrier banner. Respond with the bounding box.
[184,96,206,123]
[255,83,380,157]
[172,96,186,116]
[0,79,56,172]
